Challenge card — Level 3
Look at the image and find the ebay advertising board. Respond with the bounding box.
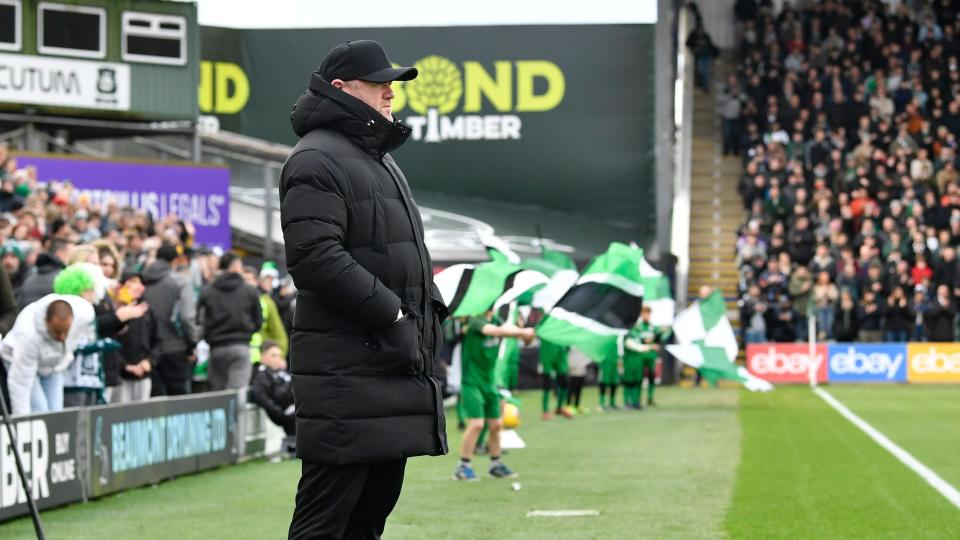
[748,342,960,383]
[746,343,828,384]
[906,343,960,383]
[16,154,231,250]
[826,344,907,383]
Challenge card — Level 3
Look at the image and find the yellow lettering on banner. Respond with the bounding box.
[198,61,213,113]
[214,62,250,115]
[515,61,565,112]
[906,343,960,382]
[463,61,512,113]
[391,63,407,113]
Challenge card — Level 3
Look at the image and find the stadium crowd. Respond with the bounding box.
[725,0,960,343]
[0,142,295,422]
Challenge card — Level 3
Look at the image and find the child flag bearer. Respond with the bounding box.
[455,310,535,481]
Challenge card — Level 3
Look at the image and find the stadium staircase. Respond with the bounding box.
[686,60,742,328]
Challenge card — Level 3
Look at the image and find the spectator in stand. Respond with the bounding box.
[250,340,296,446]
[243,263,288,365]
[884,286,913,342]
[788,266,813,340]
[933,245,958,291]
[687,21,718,93]
[142,243,198,396]
[738,284,768,343]
[196,253,262,391]
[114,270,159,403]
[788,215,816,265]
[767,295,796,343]
[912,255,934,286]
[811,271,839,340]
[718,76,744,155]
[833,289,860,342]
[925,284,957,341]
[1,242,27,291]
[17,238,72,306]
[859,291,886,343]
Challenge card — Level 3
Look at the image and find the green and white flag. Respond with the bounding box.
[666,291,773,392]
[638,257,675,327]
[536,242,647,361]
[520,248,579,311]
[434,254,548,318]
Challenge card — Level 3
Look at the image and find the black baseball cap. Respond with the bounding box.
[319,40,417,83]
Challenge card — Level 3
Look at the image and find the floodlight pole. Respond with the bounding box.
[0,387,47,539]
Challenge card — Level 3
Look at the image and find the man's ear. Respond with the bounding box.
[331,79,345,89]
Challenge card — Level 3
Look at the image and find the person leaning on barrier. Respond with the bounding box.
[1,293,95,415]
[280,39,448,540]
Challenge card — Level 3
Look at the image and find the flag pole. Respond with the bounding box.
[807,313,818,388]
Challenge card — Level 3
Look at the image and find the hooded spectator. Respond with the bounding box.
[141,242,198,396]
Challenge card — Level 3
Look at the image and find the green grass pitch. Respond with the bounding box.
[1,385,958,539]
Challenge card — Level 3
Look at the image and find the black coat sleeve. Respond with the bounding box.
[280,150,401,328]
[96,299,125,338]
[0,265,17,336]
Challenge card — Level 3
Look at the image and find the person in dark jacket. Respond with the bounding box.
[0,264,17,336]
[142,243,198,396]
[17,238,72,307]
[925,285,957,341]
[883,286,913,342]
[686,23,718,92]
[280,40,448,540]
[250,340,295,437]
[113,270,159,403]
[856,291,885,342]
[197,253,262,391]
[833,289,859,342]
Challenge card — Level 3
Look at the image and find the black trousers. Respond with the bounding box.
[289,458,406,540]
[151,351,192,396]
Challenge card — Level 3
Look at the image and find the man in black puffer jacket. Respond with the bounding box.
[280,40,448,540]
[197,253,262,390]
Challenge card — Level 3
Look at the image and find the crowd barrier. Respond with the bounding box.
[746,343,960,384]
[0,390,280,522]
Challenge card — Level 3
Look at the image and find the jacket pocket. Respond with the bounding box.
[371,312,419,375]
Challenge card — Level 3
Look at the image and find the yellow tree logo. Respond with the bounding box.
[405,55,463,115]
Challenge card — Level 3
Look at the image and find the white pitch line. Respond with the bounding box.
[527,510,600,518]
[813,387,960,509]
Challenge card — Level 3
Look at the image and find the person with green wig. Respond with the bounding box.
[55,263,141,407]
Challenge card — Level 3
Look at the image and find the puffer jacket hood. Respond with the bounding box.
[290,73,412,158]
[34,252,65,274]
[141,259,172,285]
[212,271,245,292]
